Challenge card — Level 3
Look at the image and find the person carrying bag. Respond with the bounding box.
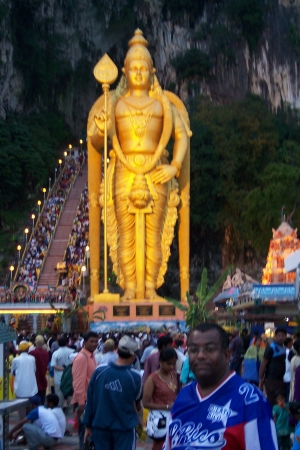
[143,348,178,450]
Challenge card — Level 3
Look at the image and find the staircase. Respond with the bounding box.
[37,164,88,289]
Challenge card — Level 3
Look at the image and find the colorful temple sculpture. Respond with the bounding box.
[262,221,299,284]
[213,220,300,324]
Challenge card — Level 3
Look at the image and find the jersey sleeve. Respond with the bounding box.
[242,385,278,450]
[244,416,278,450]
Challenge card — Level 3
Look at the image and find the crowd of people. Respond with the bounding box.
[15,155,85,290]
[7,324,300,449]
[0,285,78,304]
[59,184,89,289]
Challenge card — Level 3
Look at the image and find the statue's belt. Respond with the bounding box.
[115,153,166,169]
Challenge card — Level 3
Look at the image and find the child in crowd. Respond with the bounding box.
[273,393,292,450]
[290,401,300,449]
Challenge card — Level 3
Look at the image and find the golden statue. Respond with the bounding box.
[87,29,191,301]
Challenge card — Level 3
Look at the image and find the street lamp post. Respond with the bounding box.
[37,200,41,214]
[55,168,57,182]
[86,245,90,272]
[79,139,83,153]
[17,245,21,260]
[24,228,29,243]
[9,265,14,283]
[81,265,86,293]
[64,151,67,164]
[42,188,46,202]
[58,159,62,173]
[31,214,35,228]
[49,177,51,191]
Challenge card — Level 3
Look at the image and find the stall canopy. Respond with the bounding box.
[213,287,240,303]
[251,284,295,302]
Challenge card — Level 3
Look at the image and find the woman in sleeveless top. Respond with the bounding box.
[143,348,178,450]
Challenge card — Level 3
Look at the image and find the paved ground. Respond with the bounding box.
[8,408,152,449]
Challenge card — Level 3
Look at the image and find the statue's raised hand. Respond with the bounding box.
[94,110,112,134]
[151,164,177,184]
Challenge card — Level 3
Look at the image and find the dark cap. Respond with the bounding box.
[118,335,138,355]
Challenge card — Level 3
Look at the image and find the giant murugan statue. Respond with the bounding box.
[87,29,191,301]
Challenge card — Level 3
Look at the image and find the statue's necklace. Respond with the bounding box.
[124,99,155,139]
[122,96,155,110]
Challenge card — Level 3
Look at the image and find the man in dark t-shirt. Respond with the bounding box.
[30,335,49,405]
[259,327,287,405]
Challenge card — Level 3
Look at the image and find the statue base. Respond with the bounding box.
[86,297,186,332]
[94,293,120,303]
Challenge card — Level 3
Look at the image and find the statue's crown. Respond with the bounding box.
[124,29,153,69]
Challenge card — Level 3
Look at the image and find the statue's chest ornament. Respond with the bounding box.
[123,97,155,139]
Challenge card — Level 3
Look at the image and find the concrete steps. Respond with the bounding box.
[38,165,87,288]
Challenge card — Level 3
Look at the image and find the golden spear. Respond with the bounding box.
[93,54,118,293]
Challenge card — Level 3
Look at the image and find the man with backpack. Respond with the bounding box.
[50,336,74,407]
[71,331,98,449]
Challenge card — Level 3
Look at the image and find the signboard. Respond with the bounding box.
[136,305,153,316]
[159,305,176,316]
[113,306,130,317]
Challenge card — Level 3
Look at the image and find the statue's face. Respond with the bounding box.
[126,59,151,90]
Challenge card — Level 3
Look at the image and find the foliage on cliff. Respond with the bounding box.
[190,95,300,261]
[0,111,72,224]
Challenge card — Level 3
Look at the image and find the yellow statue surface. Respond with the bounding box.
[87,29,191,301]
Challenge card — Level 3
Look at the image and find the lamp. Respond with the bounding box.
[17,245,21,260]
[24,228,29,243]
[79,139,83,152]
[81,265,86,292]
[64,151,67,163]
[9,265,14,281]
[58,159,62,173]
[86,245,90,272]
[37,200,41,214]
[42,188,46,202]
[31,214,35,228]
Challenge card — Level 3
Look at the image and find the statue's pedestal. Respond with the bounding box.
[86,296,186,332]
[94,293,121,303]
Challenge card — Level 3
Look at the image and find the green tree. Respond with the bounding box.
[166,266,232,329]
[242,147,300,251]
[0,111,72,230]
[190,95,278,262]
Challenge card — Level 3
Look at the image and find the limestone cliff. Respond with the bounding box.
[0,0,300,132]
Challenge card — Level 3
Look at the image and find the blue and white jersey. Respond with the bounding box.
[164,372,278,450]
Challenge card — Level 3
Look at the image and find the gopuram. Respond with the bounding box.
[86,30,191,327]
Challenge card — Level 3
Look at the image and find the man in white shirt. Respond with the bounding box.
[9,394,65,450]
[50,336,74,407]
[11,340,38,419]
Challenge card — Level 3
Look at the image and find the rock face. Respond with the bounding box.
[0,0,300,132]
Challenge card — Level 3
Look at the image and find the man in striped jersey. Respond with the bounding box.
[164,323,278,450]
